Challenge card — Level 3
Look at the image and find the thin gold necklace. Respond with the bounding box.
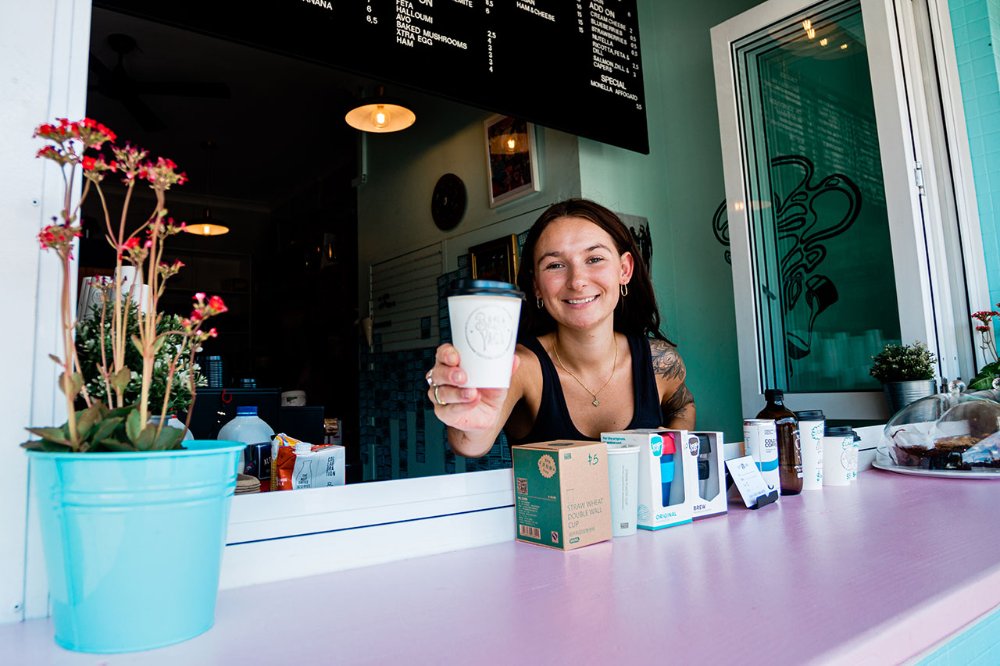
[553,335,619,407]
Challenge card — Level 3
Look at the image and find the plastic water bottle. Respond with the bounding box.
[217,406,274,484]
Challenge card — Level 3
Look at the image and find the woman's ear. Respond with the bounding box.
[620,251,635,284]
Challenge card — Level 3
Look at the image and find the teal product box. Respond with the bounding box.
[511,440,612,550]
[601,429,693,530]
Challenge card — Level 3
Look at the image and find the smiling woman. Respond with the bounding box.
[427,199,696,457]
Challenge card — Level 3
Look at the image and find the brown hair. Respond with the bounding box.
[515,198,666,341]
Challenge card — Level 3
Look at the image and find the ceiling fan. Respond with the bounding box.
[88,33,231,132]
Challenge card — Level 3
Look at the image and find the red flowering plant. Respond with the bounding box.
[969,308,1000,390]
[23,118,227,452]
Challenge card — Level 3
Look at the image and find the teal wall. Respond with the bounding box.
[580,0,764,442]
[918,604,1000,665]
[952,0,1000,308]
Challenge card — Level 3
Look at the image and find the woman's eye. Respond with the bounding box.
[587,256,606,264]
[543,261,564,270]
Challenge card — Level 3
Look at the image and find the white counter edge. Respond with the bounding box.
[219,468,515,589]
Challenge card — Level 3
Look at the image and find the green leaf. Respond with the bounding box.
[130,334,143,354]
[153,425,185,451]
[24,427,70,445]
[75,404,104,440]
[48,354,62,365]
[109,404,136,419]
[110,366,132,393]
[96,439,135,452]
[90,416,124,444]
[133,424,157,451]
[151,335,167,356]
[125,408,143,443]
[21,440,73,453]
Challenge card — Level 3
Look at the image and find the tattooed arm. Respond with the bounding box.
[650,339,696,430]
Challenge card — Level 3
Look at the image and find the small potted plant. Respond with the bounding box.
[24,118,237,653]
[870,340,938,414]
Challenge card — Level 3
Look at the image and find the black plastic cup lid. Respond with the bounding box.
[795,410,825,420]
[448,279,524,299]
[825,425,855,437]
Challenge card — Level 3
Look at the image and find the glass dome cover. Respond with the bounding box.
[877,391,1000,472]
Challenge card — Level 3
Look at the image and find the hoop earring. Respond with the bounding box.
[536,297,544,309]
[620,283,628,297]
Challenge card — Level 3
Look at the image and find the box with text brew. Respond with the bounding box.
[511,440,611,550]
[601,430,693,530]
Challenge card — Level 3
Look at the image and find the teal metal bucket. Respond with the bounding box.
[27,440,244,653]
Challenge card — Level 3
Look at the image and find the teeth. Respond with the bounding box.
[567,296,597,304]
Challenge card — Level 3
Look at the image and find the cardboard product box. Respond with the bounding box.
[601,429,693,530]
[511,440,612,550]
[677,430,728,520]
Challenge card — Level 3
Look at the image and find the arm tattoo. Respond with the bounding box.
[649,339,686,382]
[662,383,694,422]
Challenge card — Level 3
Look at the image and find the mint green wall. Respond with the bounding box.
[580,0,764,441]
[357,89,582,308]
[951,0,1000,309]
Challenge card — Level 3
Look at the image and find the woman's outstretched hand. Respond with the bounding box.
[425,343,518,435]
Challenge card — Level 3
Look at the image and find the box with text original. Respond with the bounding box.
[601,429,694,530]
[511,440,611,550]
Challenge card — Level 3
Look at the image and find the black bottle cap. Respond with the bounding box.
[764,388,784,401]
[794,410,825,420]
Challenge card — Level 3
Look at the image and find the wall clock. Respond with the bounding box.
[431,173,467,231]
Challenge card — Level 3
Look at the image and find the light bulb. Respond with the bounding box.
[506,137,516,152]
[203,225,211,235]
[372,105,389,129]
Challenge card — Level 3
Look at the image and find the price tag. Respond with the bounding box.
[725,455,779,510]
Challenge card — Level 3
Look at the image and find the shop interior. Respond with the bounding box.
[79,6,472,482]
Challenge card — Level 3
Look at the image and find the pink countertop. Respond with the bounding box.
[4,469,1000,665]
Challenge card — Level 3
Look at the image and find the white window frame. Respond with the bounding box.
[711,0,987,419]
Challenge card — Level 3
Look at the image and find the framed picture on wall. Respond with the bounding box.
[469,234,519,284]
[484,114,539,207]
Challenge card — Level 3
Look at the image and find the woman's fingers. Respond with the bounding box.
[427,344,468,388]
[428,384,478,408]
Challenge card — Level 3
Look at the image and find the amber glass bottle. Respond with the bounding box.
[756,389,803,495]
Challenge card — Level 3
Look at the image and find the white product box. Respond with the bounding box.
[674,430,728,520]
[601,429,693,530]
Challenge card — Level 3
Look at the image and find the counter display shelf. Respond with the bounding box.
[3,470,999,664]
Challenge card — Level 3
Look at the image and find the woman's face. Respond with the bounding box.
[532,216,634,331]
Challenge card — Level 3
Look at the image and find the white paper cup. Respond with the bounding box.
[822,427,855,487]
[606,444,640,537]
[447,280,523,388]
[795,412,825,491]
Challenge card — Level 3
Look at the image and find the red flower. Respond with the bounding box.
[81,156,96,171]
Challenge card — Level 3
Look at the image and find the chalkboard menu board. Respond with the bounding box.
[95,0,649,153]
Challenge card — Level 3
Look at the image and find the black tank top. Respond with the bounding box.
[509,331,662,444]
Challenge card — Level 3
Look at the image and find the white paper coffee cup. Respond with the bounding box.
[822,427,855,487]
[795,411,825,491]
[447,280,523,388]
[606,444,640,537]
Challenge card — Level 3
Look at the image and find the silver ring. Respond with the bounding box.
[433,384,448,406]
[425,369,435,387]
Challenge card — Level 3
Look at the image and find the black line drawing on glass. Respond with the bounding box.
[712,154,862,361]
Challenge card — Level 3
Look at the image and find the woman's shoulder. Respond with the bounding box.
[646,336,686,381]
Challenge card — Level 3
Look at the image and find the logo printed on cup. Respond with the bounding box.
[464,305,514,359]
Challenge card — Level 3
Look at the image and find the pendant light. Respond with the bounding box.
[344,85,416,133]
[184,139,230,236]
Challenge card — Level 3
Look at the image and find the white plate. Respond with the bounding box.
[872,459,1000,479]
